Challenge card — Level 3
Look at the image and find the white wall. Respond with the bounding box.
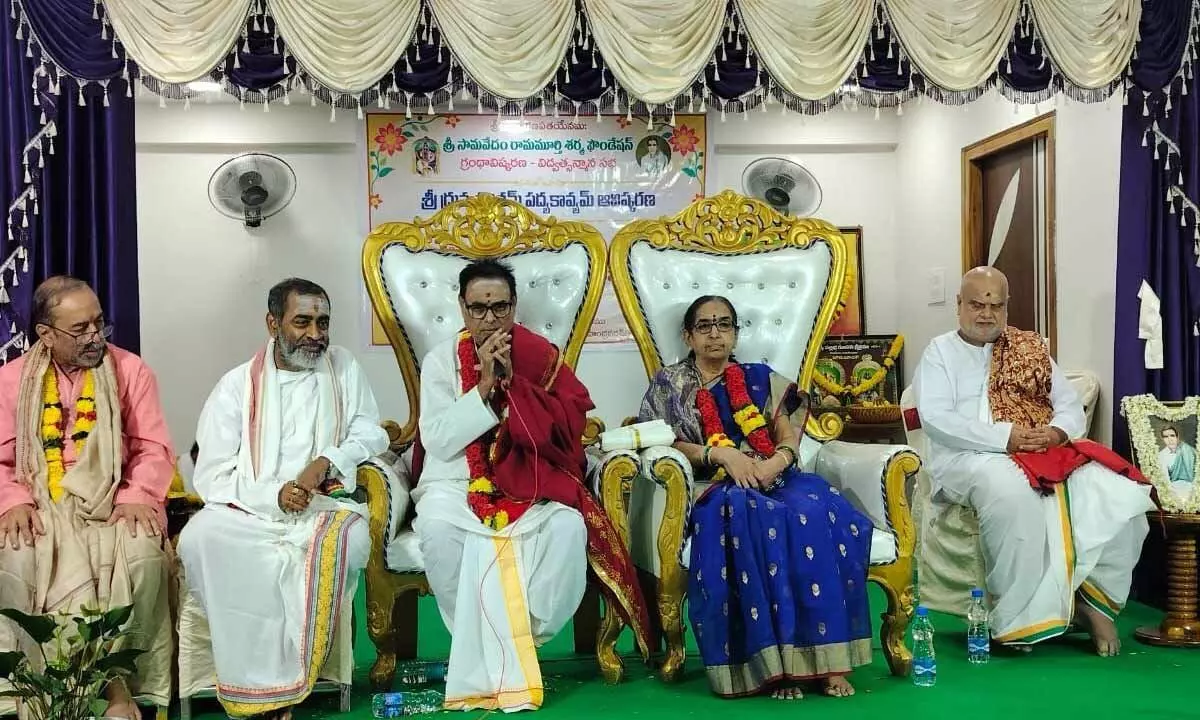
[136,102,903,447]
[136,92,1122,449]
[895,91,1123,442]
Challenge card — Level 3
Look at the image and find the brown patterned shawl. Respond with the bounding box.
[988,326,1053,428]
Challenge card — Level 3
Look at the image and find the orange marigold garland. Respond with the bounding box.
[42,367,97,503]
[696,364,777,482]
[457,331,530,531]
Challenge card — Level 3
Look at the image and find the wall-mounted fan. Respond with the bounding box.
[742,157,823,216]
[208,153,297,228]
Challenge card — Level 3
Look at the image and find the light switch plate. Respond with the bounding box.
[927,267,946,306]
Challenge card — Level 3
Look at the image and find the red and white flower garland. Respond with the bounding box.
[457,330,529,531]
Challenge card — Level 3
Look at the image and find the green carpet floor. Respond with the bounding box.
[182,586,1198,720]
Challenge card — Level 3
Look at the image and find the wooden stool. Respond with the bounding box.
[1135,512,1200,647]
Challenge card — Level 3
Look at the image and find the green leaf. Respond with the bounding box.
[0,609,56,645]
[681,168,696,178]
[100,605,133,634]
[95,648,144,675]
[402,130,415,137]
[378,167,394,178]
[89,697,108,718]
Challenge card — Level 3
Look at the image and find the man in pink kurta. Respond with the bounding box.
[0,277,174,720]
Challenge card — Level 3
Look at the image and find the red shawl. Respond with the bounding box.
[989,327,1146,493]
[412,324,652,656]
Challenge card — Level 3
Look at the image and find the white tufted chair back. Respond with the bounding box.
[609,191,855,440]
[363,194,608,443]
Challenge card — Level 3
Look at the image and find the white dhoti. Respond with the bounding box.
[178,501,369,710]
[936,454,1153,643]
[186,342,390,716]
[414,482,587,712]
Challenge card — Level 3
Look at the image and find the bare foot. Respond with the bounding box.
[823,675,855,697]
[770,684,803,700]
[103,679,140,720]
[1077,602,1121,657]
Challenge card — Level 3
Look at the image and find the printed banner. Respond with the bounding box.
[365,113,707,347]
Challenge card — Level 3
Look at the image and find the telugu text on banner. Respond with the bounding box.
[365,113,707,347]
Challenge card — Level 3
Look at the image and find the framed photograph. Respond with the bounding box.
[827,227,865,336]
[1122,394,1200,513]
[962,113,1057,355]
[810,335,903,412]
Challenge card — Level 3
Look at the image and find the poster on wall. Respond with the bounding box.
[364,113,707,348]
[826,227,865,337]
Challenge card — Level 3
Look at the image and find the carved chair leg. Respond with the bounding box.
[573,585,601,655]
[657,569,688,683]
[873,561,915,677]
[596,597,626,685]
[367,583,401,692]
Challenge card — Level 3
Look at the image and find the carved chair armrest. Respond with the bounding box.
[382,419,412,456]
[813,440,921,560]
[358,458,413,563]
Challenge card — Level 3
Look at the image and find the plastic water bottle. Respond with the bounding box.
[372,689,444,717]
[967,587,990,664]
[911,605,936,687]
[396,660,448,685]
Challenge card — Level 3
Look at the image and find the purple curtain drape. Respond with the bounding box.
[1114,0,1200,451]
[1,0,140,356]
[1116,0,1198,610]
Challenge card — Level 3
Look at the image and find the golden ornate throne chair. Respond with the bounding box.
[596,190,921,681]
[902,370,1101,616]
[360,193,630,690]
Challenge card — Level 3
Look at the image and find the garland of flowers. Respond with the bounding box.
[457,330,529,531]
[695,363,777,483]
[1121,393,1200,513]
[812,334,905,399]
[41,367,96,503]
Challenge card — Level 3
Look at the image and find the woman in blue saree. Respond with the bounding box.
[638,296,873,700]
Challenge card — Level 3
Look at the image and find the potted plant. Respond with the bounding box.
[0,604,143,720]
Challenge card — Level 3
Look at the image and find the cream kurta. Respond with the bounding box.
[414,336,586,713]
[914,331,1153,643]
[179,345,386,717]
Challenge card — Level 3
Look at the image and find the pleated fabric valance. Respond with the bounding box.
[8,0,1173,119]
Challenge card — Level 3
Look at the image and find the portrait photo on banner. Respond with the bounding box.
[1122,394,1200,513]
[363,113,708,349]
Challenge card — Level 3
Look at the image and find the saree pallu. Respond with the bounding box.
[687,364,874,696]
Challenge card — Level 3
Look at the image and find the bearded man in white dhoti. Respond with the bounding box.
[913,268,1154,656]
[411,259,650,713]
[179,278,389,719]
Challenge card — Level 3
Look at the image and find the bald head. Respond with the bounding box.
[957,267,1009,345]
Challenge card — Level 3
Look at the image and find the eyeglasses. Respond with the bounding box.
[465,301,513,320]
[691,319,736,335]
[44,323,113,344]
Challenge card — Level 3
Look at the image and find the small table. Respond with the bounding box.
[1135,512,1200,648]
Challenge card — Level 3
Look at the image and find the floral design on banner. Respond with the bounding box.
[368,114,461,208]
